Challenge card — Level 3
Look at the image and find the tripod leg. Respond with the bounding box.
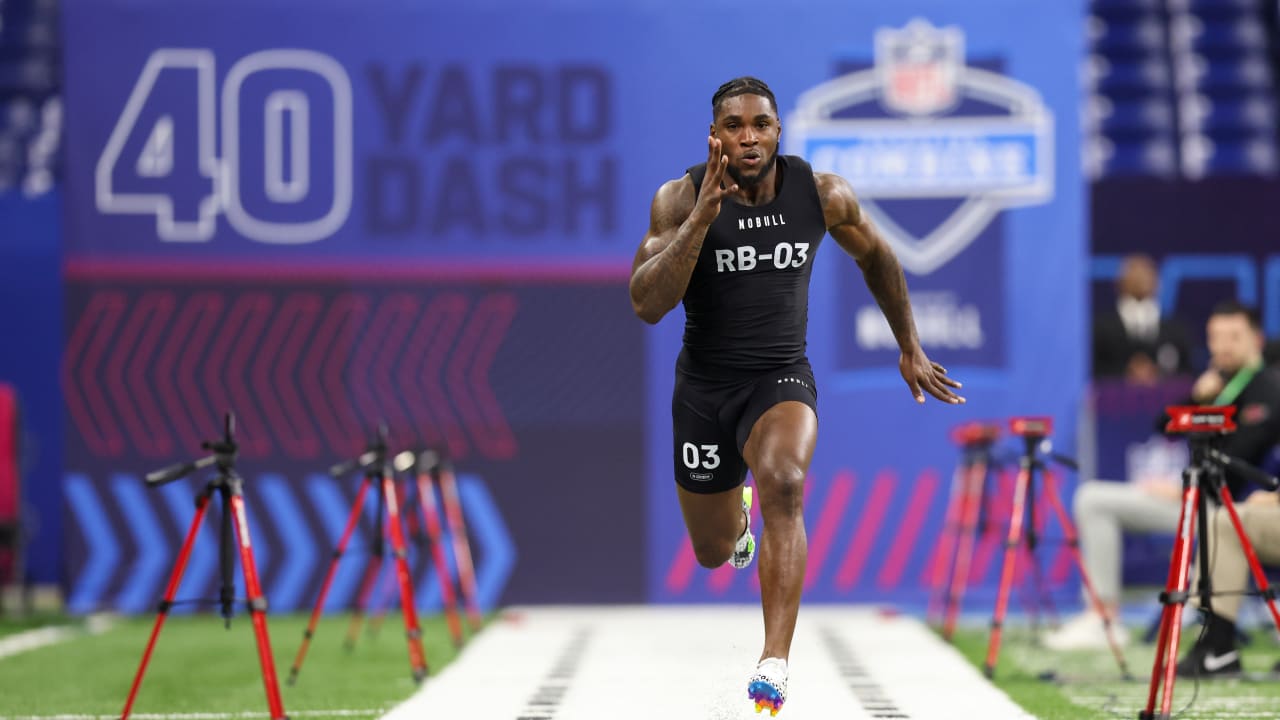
[228,492,287,720]
[1021,474,1043,635]
[943,458,986,641]
[383,476,430,683]
[345,476,388,652]
[122,491,213,720]
[418,472,465,648]
[1216,488,1280,635]
[1015,547,1042,634]
[438,466,484,631]
[1142,483,1200,720]
[365,560,398,641]
[930,458,969,627]
[289,476,374,685]
[984,464,1031,678]
[344,539,385,651]
[369,479,420,642]
[1023,478,1061,632]
[1042,471,1131,678]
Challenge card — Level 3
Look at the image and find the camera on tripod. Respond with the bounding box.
[1164,405,1236,435]
[1009,416,1052,439]
[1140,404,1280,720]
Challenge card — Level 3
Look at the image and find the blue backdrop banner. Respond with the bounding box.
[62,0,1084,610]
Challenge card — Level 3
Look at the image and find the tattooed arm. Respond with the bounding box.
[629,178,704,324]
[630,136,740,324]
[816,171,965,404]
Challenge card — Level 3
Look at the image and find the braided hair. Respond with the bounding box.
[711,76,778,117]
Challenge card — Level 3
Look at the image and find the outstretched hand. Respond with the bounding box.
[690,136,739,226]
[900,349,965,405]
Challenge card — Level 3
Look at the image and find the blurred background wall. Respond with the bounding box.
[0,0,1274,614]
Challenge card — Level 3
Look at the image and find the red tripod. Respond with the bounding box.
[288,428,428,685]
[122,413,286,720]
[984,417,1131,680]
[422,450,484,633]
[404,450,468,645]
[1142,406,1280,720]
[361,450,467,648]
[931,422,1000,640]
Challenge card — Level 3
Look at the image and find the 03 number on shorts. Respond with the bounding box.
[681,442,721,470]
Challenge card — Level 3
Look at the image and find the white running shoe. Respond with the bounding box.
[1042,610,1129,651]
[729,486,756,570]
[748,656,788,716]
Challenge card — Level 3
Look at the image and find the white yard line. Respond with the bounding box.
[381,605,1033,720]
[0,614,115,662]
[0,626,80,661]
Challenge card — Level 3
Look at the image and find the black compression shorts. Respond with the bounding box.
[670,359,818,494]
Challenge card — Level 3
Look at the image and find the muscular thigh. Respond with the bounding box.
[740,362,819,475]
[671,373,751,494]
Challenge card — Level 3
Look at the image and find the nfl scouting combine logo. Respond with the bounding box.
[787,18,1054,276]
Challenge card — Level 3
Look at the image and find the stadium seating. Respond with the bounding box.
[0,0,61,197]
[1087,0,1280,178]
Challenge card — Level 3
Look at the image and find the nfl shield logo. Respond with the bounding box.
[876,19,962,116]
[787,16,1052,275]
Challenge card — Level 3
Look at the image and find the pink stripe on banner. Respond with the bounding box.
[877,468,940,589]
[1050,544,1075,585]
[835,471,896,591]
[919,467,961,587]
[64,258,631,283]
[664,537,699,596]
[805,471,856,590]
[970,470,1016,584]
[1042,471,1079,585]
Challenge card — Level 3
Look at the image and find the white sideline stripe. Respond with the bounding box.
[381,605,1034,720]
[0,626,79,660]
[0,614,115,662]
[4,711,383,719]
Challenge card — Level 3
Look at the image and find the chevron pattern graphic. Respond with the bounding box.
[64,472,515,615]
[64,287,518,462]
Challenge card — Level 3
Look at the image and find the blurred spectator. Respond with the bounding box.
[1093,254,1194,383]
[1046,301,1280,651]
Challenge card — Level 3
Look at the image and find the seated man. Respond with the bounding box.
[1045,301,1280,650]
[1174,488,1280,678]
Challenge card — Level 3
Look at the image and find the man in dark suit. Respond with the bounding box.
[1094,254,1193,382]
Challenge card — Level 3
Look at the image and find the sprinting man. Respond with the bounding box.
[629,76,965,715]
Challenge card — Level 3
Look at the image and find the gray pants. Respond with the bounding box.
[1191,502,1280,622]
[1074,481,1182,604]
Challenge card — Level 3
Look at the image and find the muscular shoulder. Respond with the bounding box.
[648,174,697,232]
[813,171,862,230]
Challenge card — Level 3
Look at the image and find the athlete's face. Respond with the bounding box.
[711,94,781,189]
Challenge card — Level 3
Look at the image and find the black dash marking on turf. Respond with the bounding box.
[820,625,911,719]
[515,627,591,720]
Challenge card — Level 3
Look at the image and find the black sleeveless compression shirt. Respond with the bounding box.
[678,154,828,379]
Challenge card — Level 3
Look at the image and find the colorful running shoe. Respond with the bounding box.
[748,656,788,716]
[729,486,755,569]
